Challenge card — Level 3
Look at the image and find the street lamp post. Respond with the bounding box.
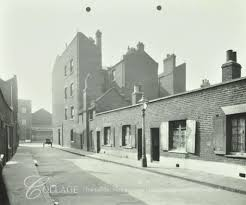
[139,95,148,167]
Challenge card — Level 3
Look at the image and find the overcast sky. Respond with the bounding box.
[0,0,246,113]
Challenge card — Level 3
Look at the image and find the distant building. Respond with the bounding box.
[31,109,52,142]
[18,99,32,142]
[159,54,186,97]
[0,75,18,165]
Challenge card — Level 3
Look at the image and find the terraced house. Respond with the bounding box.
[52,31,245,179]
[0,76,18,166]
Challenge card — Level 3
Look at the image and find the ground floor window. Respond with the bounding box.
[230,114,246,153]
[122,125,131,147]
[104,127,111,145]
[169,120,186,152]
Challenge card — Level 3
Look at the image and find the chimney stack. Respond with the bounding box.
[200,79,210,88]
[222,50,241,82]
[163,54,176,75]
[96,30,102,68]
[137,42,145,52]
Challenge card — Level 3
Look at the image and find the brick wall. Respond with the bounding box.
[92,78,246,165]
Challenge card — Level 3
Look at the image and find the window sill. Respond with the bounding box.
[225,154,246,159]
[102,144,112,147]
[168,150,187,154]
[122,146,135,149]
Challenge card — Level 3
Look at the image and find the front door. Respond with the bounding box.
[138,129,142,160]
[97,131,101,153]
[151,128,160,161]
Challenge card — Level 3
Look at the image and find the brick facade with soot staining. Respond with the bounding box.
[0,76,18,166]
[91,77,246,166]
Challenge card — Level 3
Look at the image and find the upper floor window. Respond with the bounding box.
[112,69,116,81]
[71,106,75,119]
[70,59,74,73]
[21,107,27,113]
[89,110,93,120]
[64,87,68,99]
[70,83,74,97]
[79,114,83,124]
[64,66,67,76]
[65,108,68,120]
[22,119,27,125]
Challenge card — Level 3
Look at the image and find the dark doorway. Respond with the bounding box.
[137,129,142,160]
[58,129,61,145]
[97,131,101,153]
[151,128,160,161]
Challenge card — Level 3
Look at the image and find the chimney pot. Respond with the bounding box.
[137,42,144,52]
[226,50,233,61]
[232,51,237,62]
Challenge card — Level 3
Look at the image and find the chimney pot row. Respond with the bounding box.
[226,49,237,62]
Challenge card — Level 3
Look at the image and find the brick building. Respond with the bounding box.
[88,50,246,178]
[31,109,52,142]
[18,99,32,142]
[0,76,18,165]
[18,100,52,142]
[52,30,245,177]
[52,31,164,151]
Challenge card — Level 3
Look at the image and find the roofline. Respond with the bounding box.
[32,108,51,115]
[95,87,115,102]
[109,59,124,69]
[96,77,246,116]
[0,88,13,112]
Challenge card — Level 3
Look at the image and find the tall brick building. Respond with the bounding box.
[52,31,163,151]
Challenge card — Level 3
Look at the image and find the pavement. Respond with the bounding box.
[1,143,246,205]
[1,146,54,205]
